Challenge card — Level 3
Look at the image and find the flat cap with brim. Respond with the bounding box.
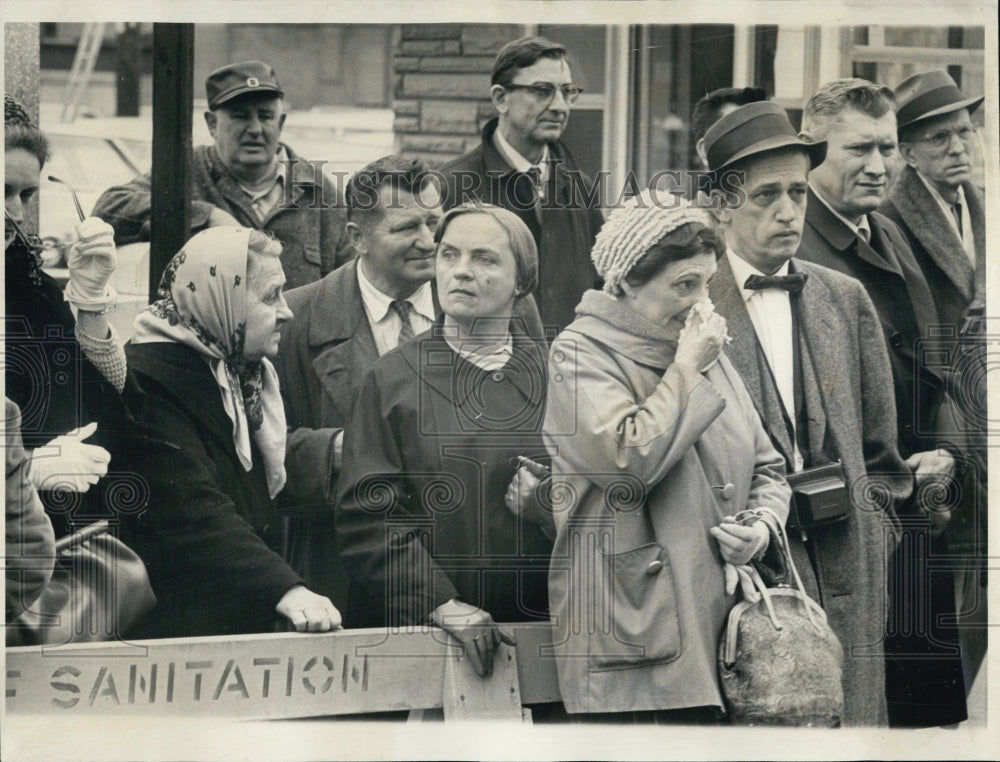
[206,61,283,110]
[703,101,826,172]
[894,69,984,130]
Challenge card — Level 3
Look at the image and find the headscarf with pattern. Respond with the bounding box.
[131,227,286,498]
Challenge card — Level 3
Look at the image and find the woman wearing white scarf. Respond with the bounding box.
[120,226,341,638]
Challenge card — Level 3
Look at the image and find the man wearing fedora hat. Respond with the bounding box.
[880,70,988,725]
[798,78,968,727]
[880,69,985,344]
[704,101,912,727]
[94,60,349,290]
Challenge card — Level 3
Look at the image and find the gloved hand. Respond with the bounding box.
[26,422,111,493]
[711,516,770,565]
[64,217,117,310]
[723,563,761,602]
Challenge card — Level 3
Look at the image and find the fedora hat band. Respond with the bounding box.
[706,111,800,170]
[897,83,968,127]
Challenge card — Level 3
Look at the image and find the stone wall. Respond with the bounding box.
[392,24,520,167]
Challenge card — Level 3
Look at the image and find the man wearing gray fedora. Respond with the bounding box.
[879,69,988,722]
[703,101,912,726]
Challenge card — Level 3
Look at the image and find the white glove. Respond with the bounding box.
[64,217,118,310]
[26,422,111,493]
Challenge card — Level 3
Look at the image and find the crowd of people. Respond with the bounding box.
[5,34,987,728]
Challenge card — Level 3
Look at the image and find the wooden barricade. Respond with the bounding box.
[4,624,561,721]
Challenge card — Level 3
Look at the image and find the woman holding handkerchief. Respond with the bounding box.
[543,193,791,721]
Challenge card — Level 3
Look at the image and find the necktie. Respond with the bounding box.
[952,201,964,238]
[743,272,808,294]
[390,299,415,346]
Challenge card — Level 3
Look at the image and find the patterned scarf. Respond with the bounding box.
[131,227,286,498]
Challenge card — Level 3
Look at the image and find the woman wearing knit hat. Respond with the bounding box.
[543,192,791,721]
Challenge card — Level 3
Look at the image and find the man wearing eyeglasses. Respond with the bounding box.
[879,70,985,343]
[439,36,604,334]
[879,71,987,729]
[798,78,968,728]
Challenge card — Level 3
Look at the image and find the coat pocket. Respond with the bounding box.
[589,542,683,671]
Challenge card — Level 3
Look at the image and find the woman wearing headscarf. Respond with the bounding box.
[544,194,791,721]
[336,204,551,676]
[119,226,341,637]
[5,94,127,538]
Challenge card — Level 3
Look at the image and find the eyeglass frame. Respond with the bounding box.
[502,82,584,105]
[912,124,977,151]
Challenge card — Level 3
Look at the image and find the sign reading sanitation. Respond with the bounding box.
[5,626,559,718]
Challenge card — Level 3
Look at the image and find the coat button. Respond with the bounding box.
[646,560,663,575]
[889,331,903,349]
[722,483,736,500]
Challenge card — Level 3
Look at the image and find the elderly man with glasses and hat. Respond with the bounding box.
[703,101,913,726]
[439,36,605,335]
[94,61,350,290]
[880,69,988,727]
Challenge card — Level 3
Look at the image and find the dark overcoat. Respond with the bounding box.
[879,165,985,329]
[334,324,553,627]
[274,258,544,621]
[709,256,912,726]
[119,342,304,638]
[798,189,948,458]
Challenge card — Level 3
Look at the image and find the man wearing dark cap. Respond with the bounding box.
[438,36,604,334]
[798,78,968,727]
[704,101,912,726]
[94,60,349,289]
[879,70,987,726]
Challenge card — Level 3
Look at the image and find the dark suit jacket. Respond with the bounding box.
[439,118,604,334]
[710,255,911,727]
[798,188,947,457]
[879,165,985,329]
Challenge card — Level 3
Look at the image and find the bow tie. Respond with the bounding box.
[743,272,808,294]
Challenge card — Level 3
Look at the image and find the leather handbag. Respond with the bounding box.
[6,520,156,646]
[718,509,844,726]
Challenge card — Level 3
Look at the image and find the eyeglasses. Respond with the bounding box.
[914,125,977,150]
[504,82,584,105]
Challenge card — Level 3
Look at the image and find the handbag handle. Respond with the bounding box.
[741,506,820,630]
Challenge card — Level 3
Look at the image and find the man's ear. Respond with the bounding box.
[490,84,508,115]
[712,191,733,225]
[277,111,287,132]
[204,110,218,138]
[695,138,708,169]
[346,221,366,255]
[897,141,920,169]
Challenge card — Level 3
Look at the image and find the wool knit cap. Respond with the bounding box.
[592,191,714,296]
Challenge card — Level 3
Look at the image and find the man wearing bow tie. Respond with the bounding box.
[798,78,968,727]
[704,101,912,726]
